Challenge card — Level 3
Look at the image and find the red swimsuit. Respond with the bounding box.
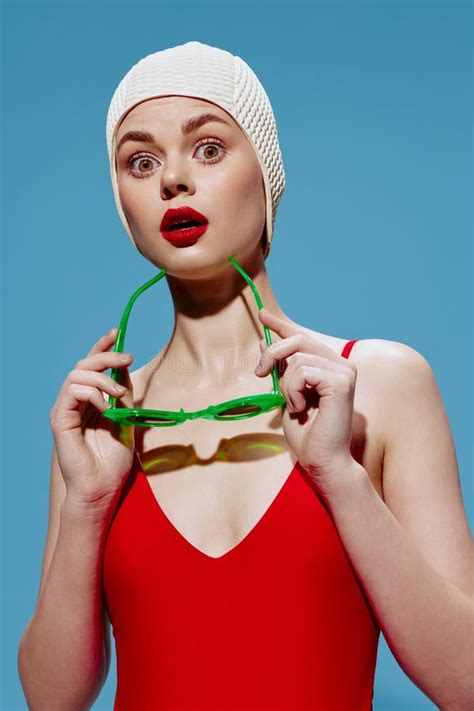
[103,339,380,710]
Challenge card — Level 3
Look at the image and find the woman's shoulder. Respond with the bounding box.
[298,322,432,421]
[293,320,423,365]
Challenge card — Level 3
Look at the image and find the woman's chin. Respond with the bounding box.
[143,244,237,279]
[135,227,262,278]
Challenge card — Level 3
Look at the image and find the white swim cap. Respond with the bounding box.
[106,40,286,259]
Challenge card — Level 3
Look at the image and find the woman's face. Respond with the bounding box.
[114,96,267,277]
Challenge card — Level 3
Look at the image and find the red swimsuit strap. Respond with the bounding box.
[341,339,358,359]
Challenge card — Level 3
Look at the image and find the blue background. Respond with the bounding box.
[2,1,472,709]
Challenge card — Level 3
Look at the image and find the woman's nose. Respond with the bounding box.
[161,180,190,199]
[160,160,194,199]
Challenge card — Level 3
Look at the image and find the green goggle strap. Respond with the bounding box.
[108,255,281,407]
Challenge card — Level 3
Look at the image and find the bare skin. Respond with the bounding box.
[114,95,385,558]
[129,335,383,559]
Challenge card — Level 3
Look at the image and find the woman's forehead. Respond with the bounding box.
[116,96,236,137]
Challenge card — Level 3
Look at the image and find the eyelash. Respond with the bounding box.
[126,138,227,178]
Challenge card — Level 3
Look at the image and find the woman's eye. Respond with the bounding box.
[128,155,158,176]
[194,141,225,162]
[127,140,225,177]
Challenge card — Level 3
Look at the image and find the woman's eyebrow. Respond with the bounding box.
[116,113,231,153]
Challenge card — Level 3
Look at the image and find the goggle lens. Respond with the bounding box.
[214,403,263,418]
[127,414,178,426]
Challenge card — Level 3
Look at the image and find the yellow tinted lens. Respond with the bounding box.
[141,447,193,473]
[224,434,288,461]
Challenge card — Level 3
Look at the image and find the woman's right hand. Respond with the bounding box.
[49,328,136,507]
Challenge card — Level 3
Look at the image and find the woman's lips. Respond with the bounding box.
[160,223,209,247]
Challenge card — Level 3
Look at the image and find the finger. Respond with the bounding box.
[286,366,352,413]
[106,365,134,410]
[258,309,300,339]
[258,310,337,358]
[255,331,339,377]
[51,384,112,434]
[121,371,134,409]
[67,384,111,412]
[86,328,119,358]
[258,313,342,358]
[282,352,350,379]
[68,368,128,398]
[75,350,133,373]
[277,361,318,412]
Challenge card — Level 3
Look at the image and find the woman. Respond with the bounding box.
[18,41,473,710]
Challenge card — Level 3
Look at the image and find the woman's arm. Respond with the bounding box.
[18,446,117,711]
[18,328,136,709]
[322,342,474,711]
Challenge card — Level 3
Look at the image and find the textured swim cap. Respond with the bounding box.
[106,40,285,259]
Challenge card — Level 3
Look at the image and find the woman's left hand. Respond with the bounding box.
[255,308,360,494]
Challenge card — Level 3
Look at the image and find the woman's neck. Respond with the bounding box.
[155,260,291,387]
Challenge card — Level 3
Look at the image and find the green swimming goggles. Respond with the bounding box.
[102,255,286,427]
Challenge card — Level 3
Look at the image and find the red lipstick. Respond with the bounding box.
[160,206,209,247]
